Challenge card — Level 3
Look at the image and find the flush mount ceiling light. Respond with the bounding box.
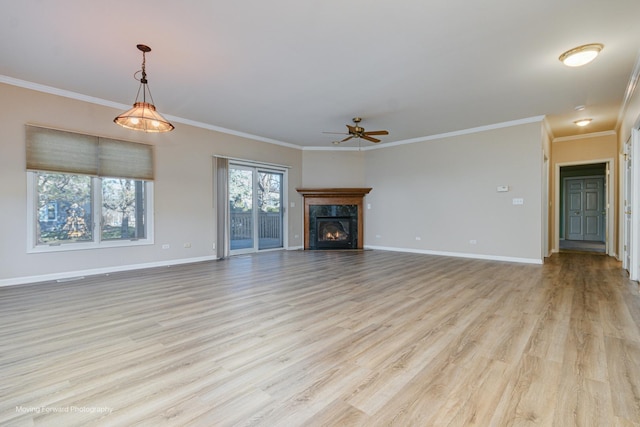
[574,118,592,127]
[559,43,604,67]
[114,44,174,132]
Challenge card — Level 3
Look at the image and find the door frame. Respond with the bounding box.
[542,154,550,258]
[228,160,289,256]
[626,127,640,279]
[554,158,615,256]
[622,136,632,272]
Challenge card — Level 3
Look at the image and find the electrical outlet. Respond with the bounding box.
[162,244,170,249]
[183,243,191,248]
[415,236,422,241]
[212,243,216,250]
[469,239,477,245]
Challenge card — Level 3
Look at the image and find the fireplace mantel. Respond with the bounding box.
[296,188,372,198]
[296,188,372,250]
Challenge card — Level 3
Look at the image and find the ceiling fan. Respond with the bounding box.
[324,117,389,144]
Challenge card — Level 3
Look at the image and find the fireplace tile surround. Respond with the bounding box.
[311,207,357,249]
[296,188,372,250]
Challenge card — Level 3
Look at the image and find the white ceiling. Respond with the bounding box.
[1,0,640,148]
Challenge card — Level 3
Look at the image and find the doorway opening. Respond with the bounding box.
[558,163,607,254]
[229,163,286,255]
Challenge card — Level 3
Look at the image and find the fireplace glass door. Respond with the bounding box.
[229,164,284,254]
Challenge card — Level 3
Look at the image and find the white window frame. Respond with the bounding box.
[26,172,154,253]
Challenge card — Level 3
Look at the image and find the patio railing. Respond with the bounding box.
[231,211,281,240]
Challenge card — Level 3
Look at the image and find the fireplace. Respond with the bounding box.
[296,188,371,250]
[317,217,355,249]
[310,206,358,249]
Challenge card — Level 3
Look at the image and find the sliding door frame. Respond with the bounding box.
[228,160,289,255]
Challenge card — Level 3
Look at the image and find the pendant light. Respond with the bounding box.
[114,44,174,132]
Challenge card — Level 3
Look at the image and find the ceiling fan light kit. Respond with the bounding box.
[114,44,174,133]
[324,117,389,145]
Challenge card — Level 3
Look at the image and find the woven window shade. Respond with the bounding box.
[99,138,154,180]
[25,125,154,180]
[26,126,99,175]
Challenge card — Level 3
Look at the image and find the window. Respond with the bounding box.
[101,178,147,240]
[26,126,154,252]
[36,172,94,244]
[29,172,151,250]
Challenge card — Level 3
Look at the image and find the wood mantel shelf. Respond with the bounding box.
[296,188,372,250]
[296,188,372,197]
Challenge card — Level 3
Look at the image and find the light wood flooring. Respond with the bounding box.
[1,250,639,426]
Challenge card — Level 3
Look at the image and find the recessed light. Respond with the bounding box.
[559,43,603,67]
[574,118,592,127]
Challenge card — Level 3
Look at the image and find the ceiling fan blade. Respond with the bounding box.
[361,135,381,143]
[341,136,355,142]
[364,130,389,136]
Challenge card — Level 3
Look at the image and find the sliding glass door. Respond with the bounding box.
[257,170,284,249]
[229,164,284,254]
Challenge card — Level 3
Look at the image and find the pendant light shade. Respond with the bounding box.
[114,44,174,132]
[115,101,174,132]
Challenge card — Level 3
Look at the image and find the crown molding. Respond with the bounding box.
[0,75,301,150]
[1,74,548,151]
[303,116,546,151]
[616,48,640,133]
[552,130,616,143]
[366,116,545,150]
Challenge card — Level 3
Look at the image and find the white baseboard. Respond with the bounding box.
[364,245,543,265]
[0,255,219,287]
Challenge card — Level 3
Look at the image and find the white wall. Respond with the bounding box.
[300,122,545,262]
[362,122,544,262]
[0,84,303,285]
[0,82,547,284]
[302,150,366,187]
